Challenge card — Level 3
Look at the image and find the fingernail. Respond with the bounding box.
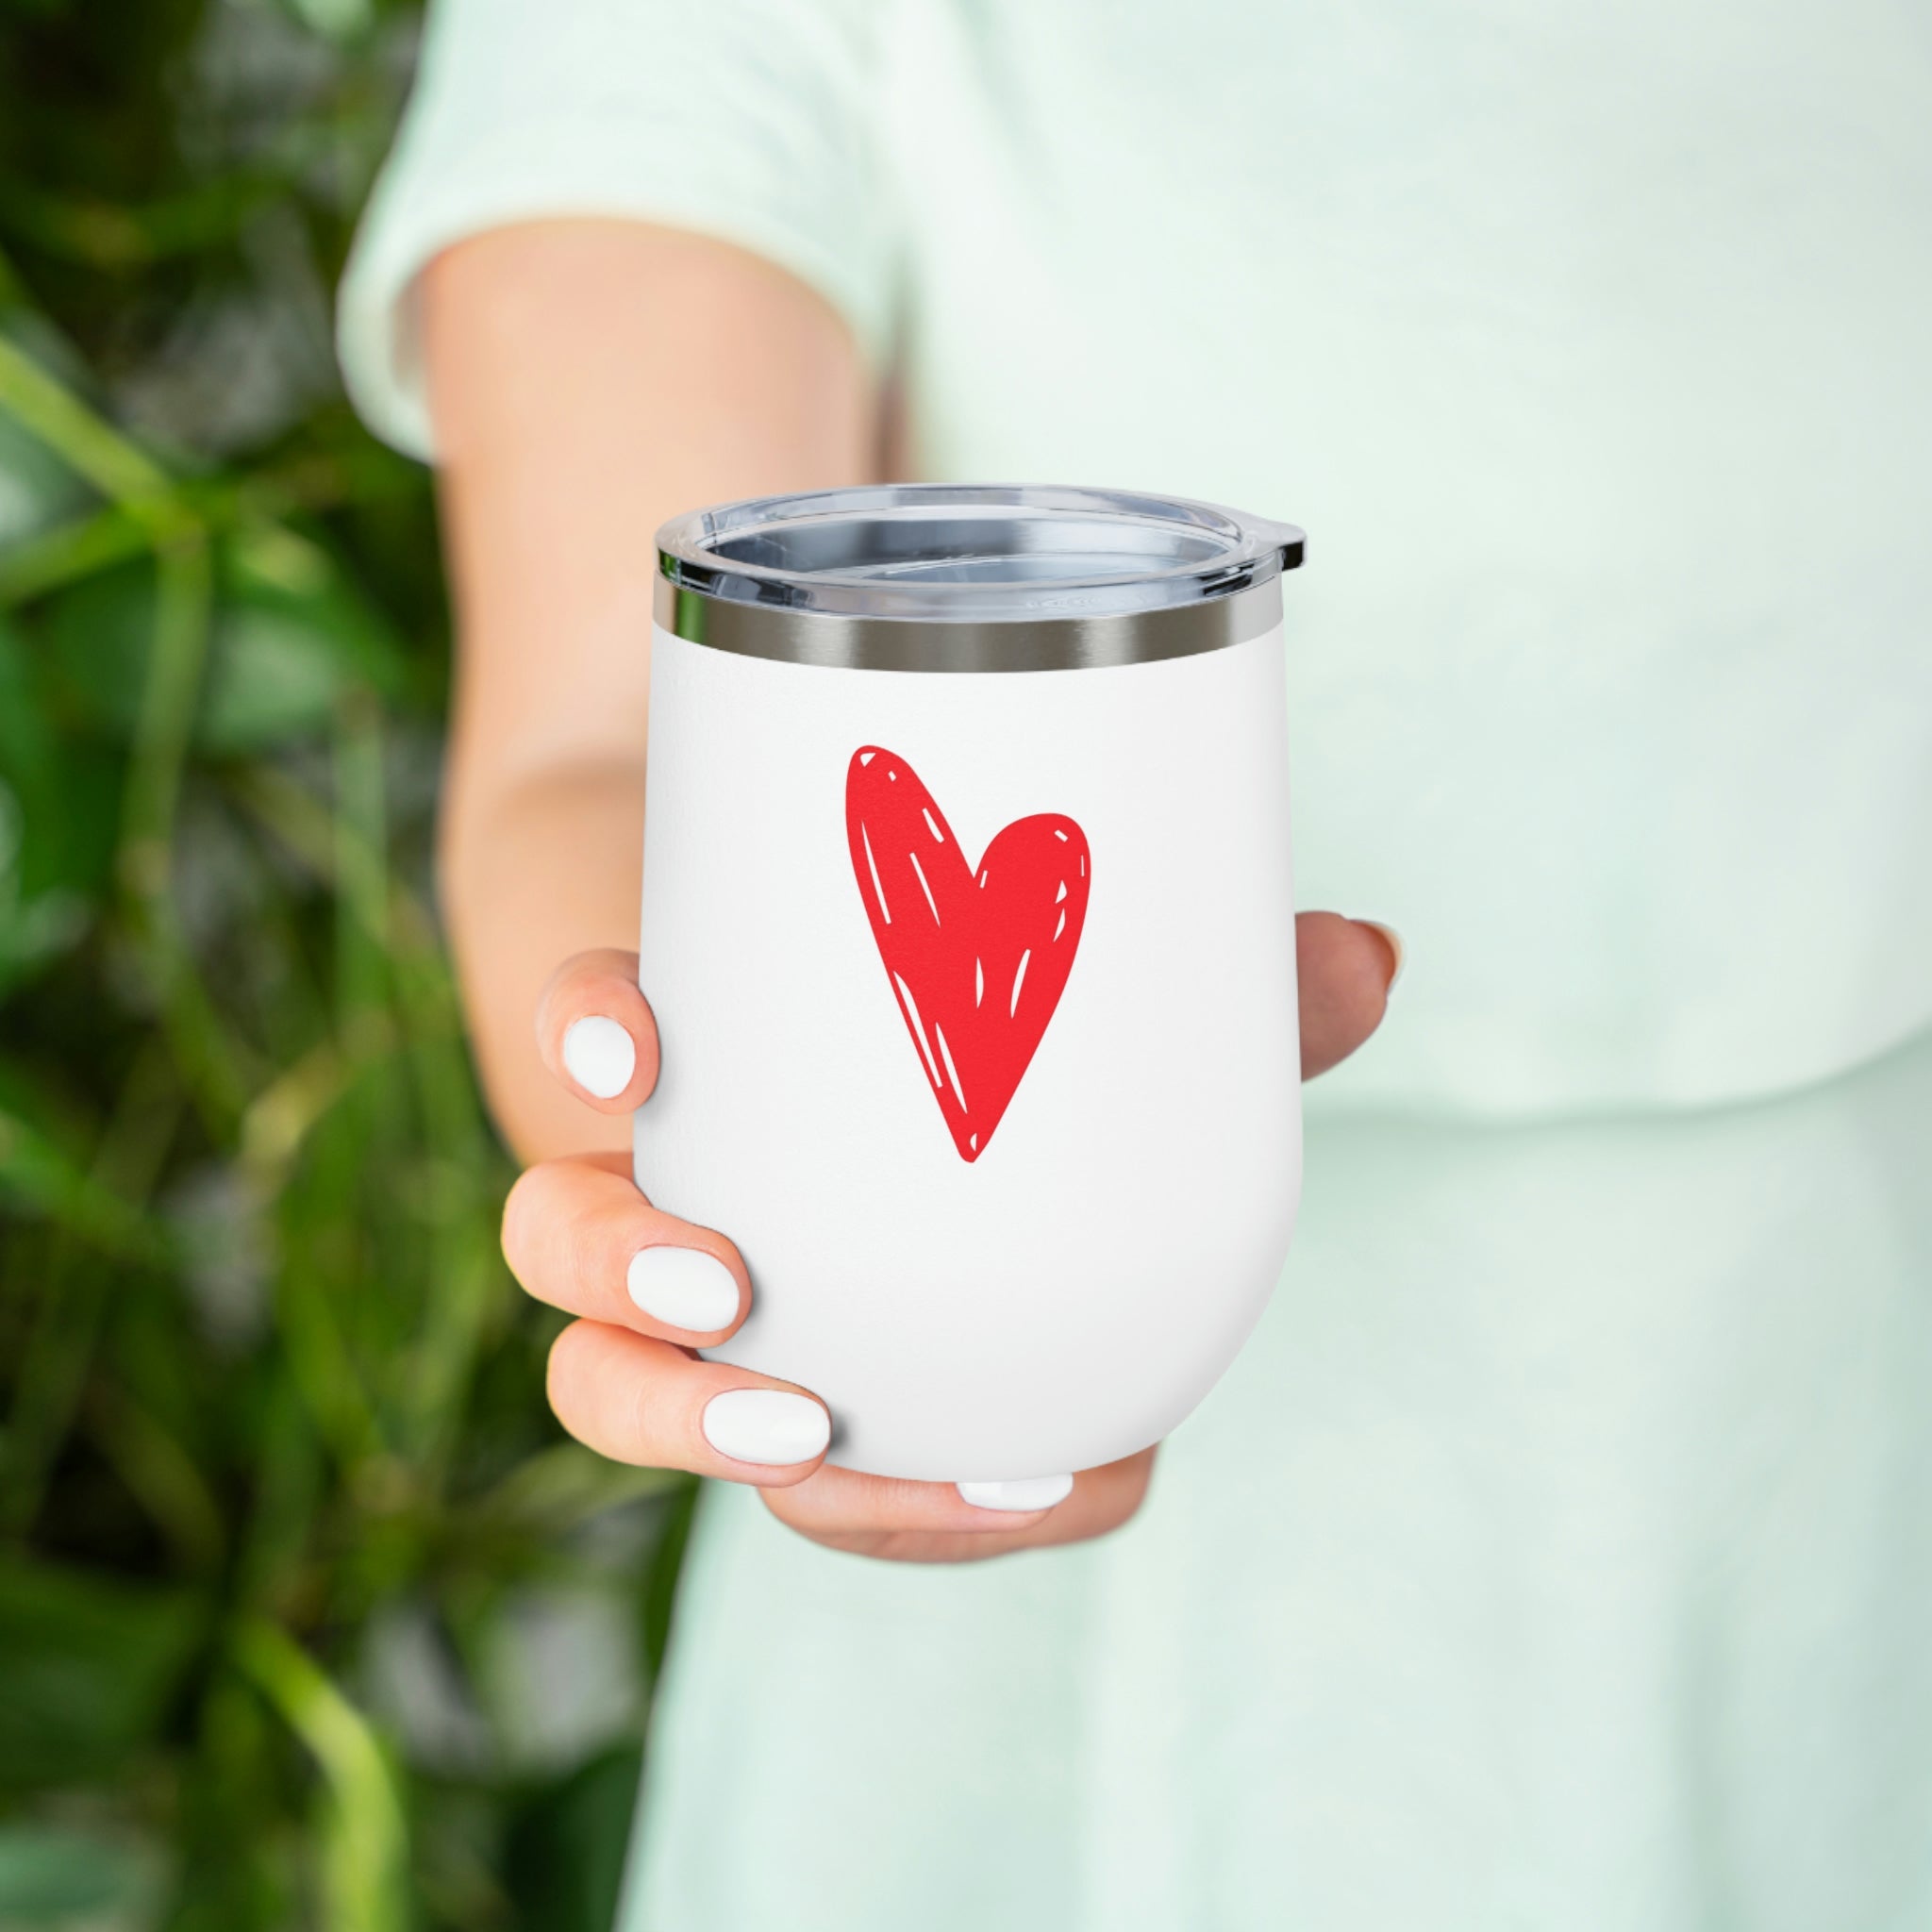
[1352,919,1406,998]
[562,1014,636,1098]
[957,1474,1074,1512]
[702,1389,831,1466]
[627,1245,740,1333]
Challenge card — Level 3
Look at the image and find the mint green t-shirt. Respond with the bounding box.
[341,3,1932,1924]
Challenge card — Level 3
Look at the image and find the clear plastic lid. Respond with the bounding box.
[656,484,1304,625]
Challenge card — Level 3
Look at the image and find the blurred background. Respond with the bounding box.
[0,4,693,1925]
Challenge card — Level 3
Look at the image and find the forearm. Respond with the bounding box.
[441,756,644,1162]
[421,219,875,1162]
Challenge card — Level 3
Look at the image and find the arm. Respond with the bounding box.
[425,219,874,1162]
[425,219,1399,1560]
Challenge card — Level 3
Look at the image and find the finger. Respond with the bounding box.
[761,1447,1157,1562]
[1296,911,1403,1079]
[504,1150,749,1343]
[546,1319,830,1486]
[536,948,659,1110]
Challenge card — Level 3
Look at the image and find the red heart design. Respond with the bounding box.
[845,746,1091,1163]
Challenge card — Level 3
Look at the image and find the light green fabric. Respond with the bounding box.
[340,2,1932,1924]
[632,1035,1932,1929]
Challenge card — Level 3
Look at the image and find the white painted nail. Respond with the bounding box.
[626,1246,740,1334]
[957,1474,1074,1512]
[562,1014,636,1098]
[702,1389,830,1467]
[1351,919,1407,998]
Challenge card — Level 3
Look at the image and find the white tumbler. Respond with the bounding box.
[638,485,1305,1488]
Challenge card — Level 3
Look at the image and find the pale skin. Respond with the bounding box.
[425,219,1399,1564]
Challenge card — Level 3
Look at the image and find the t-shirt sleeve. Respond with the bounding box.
[336,0,895,459]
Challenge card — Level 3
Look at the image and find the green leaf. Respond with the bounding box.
[0,1823,158,1926]
[279,0,378,46]
[0,613,56,793]
[199,600,346,752]
[471,1443,691,1537]
[233,1621,409,1932]
[220,525,408,707]
[0,612,120,913]
[0,663,92,990]
[41,536,405,755]
[0,1559,205,1788]
[0,327,178,527]
[37,560,160,741]
[0,781,88,993]
[0,310,97,555]
[503,1745,643,1932]
[0,411,90,558]
[0,1105,172,1266]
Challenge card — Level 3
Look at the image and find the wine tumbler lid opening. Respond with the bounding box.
[654,485,1304,674]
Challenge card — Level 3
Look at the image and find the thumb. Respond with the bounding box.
[1296,912,1402,1080]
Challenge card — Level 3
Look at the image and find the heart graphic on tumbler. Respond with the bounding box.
[845,747,1090,1163]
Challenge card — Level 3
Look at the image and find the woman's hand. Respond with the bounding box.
[502,914,1399,1563]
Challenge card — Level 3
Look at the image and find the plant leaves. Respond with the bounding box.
[233,1621,409,1932]
[41,534,406,754]
[0,309,96,555]
[0,1822,157,1924]
[503,1745,643,1932]
[0,610,118,919]
[0,1559,205,1788]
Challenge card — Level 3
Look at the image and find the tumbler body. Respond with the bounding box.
[637,487,1304,1481]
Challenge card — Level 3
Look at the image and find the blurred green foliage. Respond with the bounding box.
[0,5,692,1925]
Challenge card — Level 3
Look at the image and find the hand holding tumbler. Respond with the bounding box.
[637,485,1305,1491]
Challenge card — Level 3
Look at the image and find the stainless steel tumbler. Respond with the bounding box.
[638,485,1305,1486]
